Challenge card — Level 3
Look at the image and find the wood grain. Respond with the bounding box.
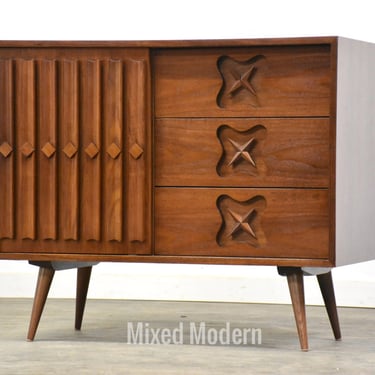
[0,37,374,273]
[125,59,147,244]
[0,59,14,239]
[38,60,57,239]
[156,118,329,187]
[0,37,338,49]
[286,269,308,351]
[81,59,101,241]
[155,188,329,259]
[15,59,36,240]
[103,60,123,242]
[154,45,331,118]
[59,60,79,240]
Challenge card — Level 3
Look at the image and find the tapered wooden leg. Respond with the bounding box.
[27,267,55,341]
[286,268,308,351]
[278,267,308,350]
[317,271,341,340]
[75,266,92,330]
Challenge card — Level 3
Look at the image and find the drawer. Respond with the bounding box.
[155,188,329,259]
[153,45,331,118]
[155,118,330,188]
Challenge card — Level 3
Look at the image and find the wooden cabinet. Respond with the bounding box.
[1,37,375,349]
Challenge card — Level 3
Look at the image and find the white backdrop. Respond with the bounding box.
[0,0,375,307]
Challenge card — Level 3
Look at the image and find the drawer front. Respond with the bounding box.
[154,45,331,118]
[156,118,329,188]
[155,188,329,259]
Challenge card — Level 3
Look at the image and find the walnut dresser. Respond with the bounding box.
[1,37,375,350]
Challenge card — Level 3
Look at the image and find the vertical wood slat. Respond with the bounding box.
[38,60,57,239]
[103,60,123,242]
[59,60,79,240]
[81,60,101,241]
[126,59,147,243]
[16,59,36,239]
[0,59,14,239]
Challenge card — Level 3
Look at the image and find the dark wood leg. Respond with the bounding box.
[278,267,308,351]
[287,269,308,351]
[317,271,341,340]
[27,267,55,341]
[75,266,92,330]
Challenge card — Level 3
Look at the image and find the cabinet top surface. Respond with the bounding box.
[0,36,340,48]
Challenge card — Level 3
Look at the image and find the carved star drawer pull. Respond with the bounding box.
[41,142,56,158]
[227,208,257,239]
[216,195,266,248]
[129,142,144,160]
[227,138,256,167]
[216,124,267,177]
[0,141,13,158]
[228,65,257,96]
[217,55,265,108]
[21,142,34,157]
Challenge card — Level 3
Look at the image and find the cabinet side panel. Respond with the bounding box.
[15,59,36,240]
[0,59,14,239]
[336,38,375,265]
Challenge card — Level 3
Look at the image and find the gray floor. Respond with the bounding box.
[0,299,374,374]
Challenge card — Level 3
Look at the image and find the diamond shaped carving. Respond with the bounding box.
[85,142,99,159]
[21,142,34,157]
[129,143,144,160]
[41,142,56,158]
[0,142,13,158]
[63,142,78,158]
[106,143,121,159]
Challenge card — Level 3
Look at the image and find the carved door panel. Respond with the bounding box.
[0,49,151,255]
